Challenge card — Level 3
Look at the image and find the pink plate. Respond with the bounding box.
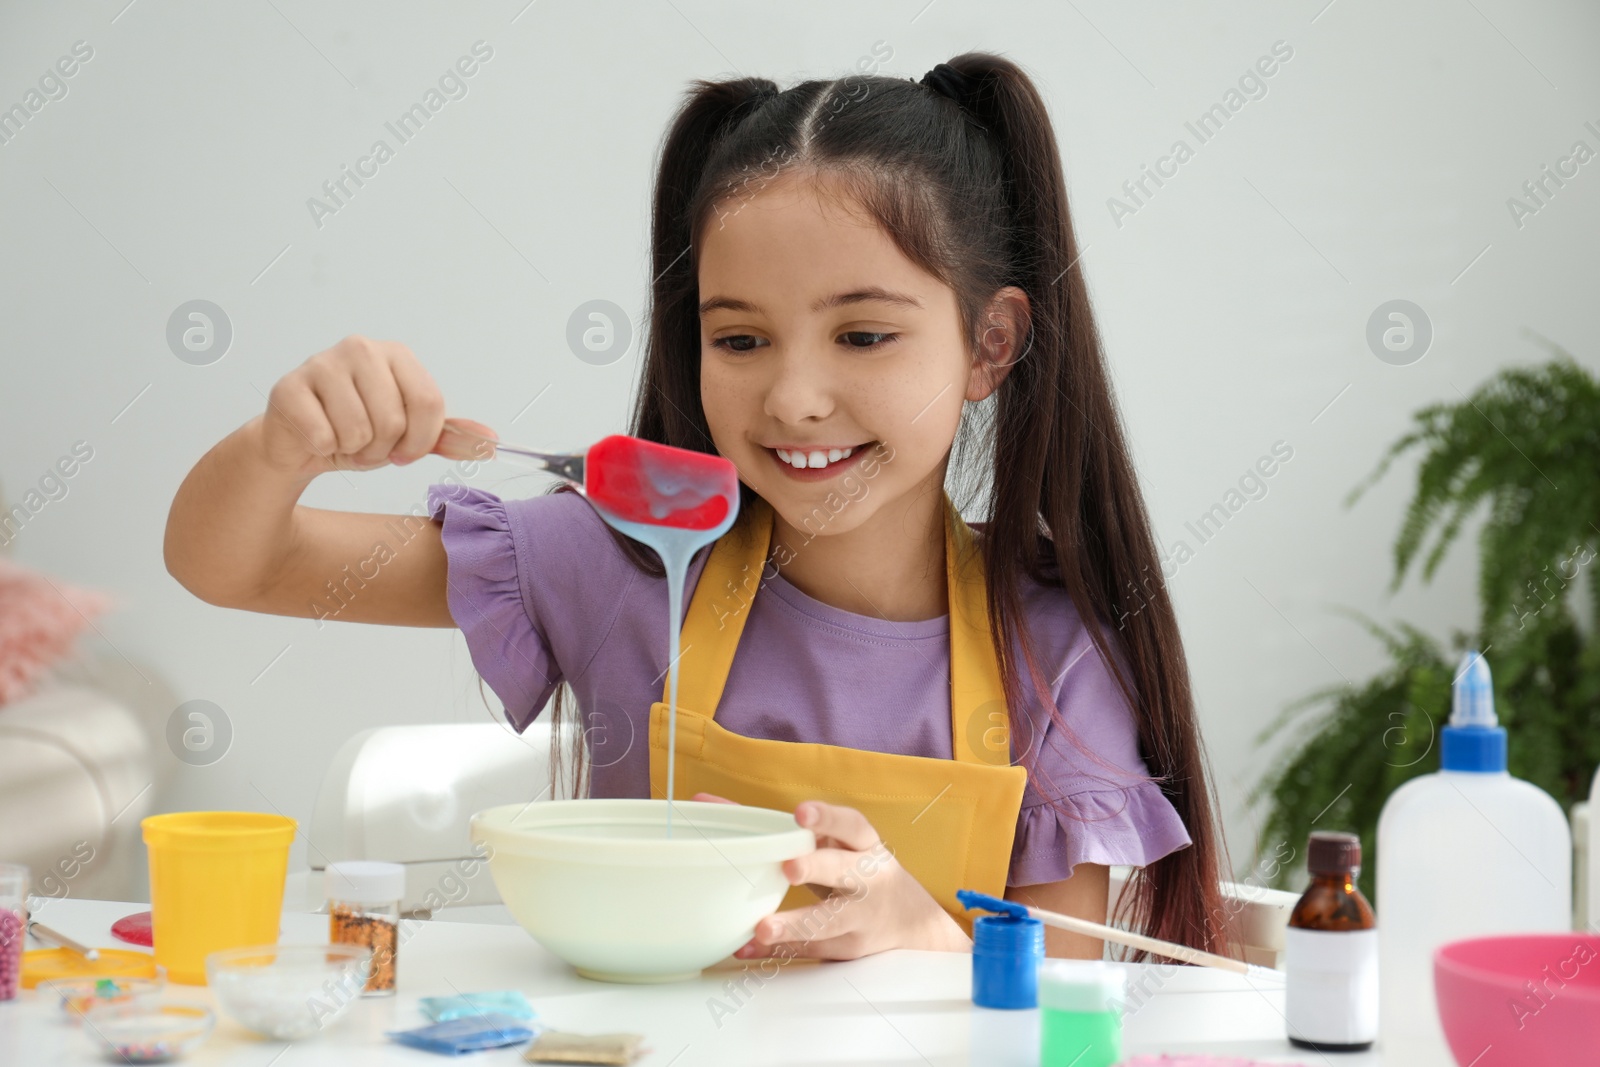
[110,911,153,947]
[1434,933,1600,1066]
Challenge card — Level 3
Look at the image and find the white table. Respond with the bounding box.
[0,898,1389,1065]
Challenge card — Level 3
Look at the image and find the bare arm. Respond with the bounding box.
[164,336,489,627]
[165,415,453,625]
[1007,862,1110,959]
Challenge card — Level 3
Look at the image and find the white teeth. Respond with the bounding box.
[773,445,858,470]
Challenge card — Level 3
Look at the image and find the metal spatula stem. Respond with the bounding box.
[445,423,586,484]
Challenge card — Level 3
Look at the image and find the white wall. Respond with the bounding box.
[2,0,1597,895]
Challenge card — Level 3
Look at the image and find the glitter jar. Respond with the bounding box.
[0,864,27,1001]
[325,861,404,996]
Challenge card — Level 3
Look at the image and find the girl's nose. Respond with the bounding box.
[762,348,835,425]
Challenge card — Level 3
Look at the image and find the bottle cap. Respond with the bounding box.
[1306,831,1360,875]
[1037,959,1126,1014]
[957,889,1044,1009]
[325,860,406,904]
[1442,650,1508,772]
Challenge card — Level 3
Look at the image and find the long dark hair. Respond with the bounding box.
[545,52,1230,955]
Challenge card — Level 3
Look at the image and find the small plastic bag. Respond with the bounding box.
[419,991,537,1023]
[523,1030,644,1064]
[387,1012,537,1055]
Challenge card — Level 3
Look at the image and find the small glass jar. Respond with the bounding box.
[324,861,404,997]
[1285,830,1377,1051]
[0,864,27,1001]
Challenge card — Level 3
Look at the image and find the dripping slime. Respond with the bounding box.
[582,436,741,838]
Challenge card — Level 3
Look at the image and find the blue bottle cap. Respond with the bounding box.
[960,889,1044,1010]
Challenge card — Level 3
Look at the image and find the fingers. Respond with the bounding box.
[434,417,498,462]
[794,801,881,852]
[782,846,882,897]
[690,792,738,805]
[264,375,339,469]
[348,355,407,469]
[388,354,445,465]
[735,900,862,960]
[310,368,372,460]
[740,934,863,961]
[260,335,488,475]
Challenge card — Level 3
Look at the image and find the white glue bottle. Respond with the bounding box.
[1376,650,1571,1065]
[1591,763,1600,933]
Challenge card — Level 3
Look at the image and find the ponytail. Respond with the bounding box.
[947,53,1231,955]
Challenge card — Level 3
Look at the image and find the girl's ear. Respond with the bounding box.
[966,286,1031,402]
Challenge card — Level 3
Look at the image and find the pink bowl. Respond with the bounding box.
[1434,934,1600,1066]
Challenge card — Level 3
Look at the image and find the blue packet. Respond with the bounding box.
[419,991,537,1023]
[386,1012,538,1055]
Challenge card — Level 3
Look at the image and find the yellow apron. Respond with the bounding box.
[647,491,1029,936]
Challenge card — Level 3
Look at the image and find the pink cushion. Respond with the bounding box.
[0,559,109,706]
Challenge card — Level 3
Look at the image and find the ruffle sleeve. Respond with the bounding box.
[428,484,562,732]
[1004,597,1194,887]
[1009,781,1193,887]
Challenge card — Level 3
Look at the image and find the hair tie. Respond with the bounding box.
[920,63,975,108]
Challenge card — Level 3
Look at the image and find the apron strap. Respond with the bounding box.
[662,491,1012,767]
[944,495,1013,768]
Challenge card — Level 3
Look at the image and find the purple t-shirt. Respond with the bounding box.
[428,484,1192,887]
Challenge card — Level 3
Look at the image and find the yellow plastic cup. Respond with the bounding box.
[141,812,296,985]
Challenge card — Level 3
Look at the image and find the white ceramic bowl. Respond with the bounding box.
[205,943,371,1040]
[471,799,816,983]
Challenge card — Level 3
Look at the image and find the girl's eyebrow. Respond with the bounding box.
[698,286,924,317]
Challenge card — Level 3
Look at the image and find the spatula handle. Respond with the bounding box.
[431,419,586,483]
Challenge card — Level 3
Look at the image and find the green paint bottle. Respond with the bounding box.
[1038,960,1125,1067]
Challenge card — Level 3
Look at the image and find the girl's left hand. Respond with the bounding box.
[690,792,972,960]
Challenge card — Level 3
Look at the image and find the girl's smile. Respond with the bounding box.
[765,440,876,480]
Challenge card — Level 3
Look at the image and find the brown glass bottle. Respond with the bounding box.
[1284,831,1377,1052]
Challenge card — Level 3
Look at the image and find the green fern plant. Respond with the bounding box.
[1252,338,1600,899]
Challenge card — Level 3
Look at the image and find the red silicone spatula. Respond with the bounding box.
[435,419,740,531]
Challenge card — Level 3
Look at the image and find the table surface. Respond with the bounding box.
[0,898,1413,1066]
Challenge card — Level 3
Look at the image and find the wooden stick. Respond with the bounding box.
[27,920,99,961]
[1020,903,1269,977]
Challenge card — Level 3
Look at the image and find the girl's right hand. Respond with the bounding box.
[260,335,490,477]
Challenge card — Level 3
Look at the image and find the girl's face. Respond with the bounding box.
[697,170,1006,538]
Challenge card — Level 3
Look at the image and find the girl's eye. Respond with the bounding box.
[840,331,896,350]
[709,332,898,353]
[710,335,766,354]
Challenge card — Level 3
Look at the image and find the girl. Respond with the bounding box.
[166,52,1227,964]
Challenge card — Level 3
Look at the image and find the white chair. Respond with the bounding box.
[285,720,579,920]
[0,685,154,906]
